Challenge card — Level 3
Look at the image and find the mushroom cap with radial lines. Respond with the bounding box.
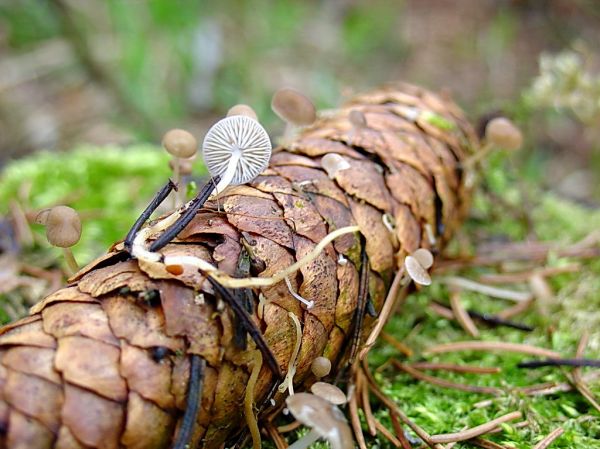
[202,115,272,186]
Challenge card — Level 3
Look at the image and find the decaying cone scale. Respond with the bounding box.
[0,82,478,448]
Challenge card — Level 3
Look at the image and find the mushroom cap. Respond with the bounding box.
[310,382,347,405]
[202,115,272,185]
[405,255,432,286]
[321,153,350,179]
[485,117,523,151]
[412,248,434,269]
[286,393,354,449]
[311,356,332,378]
[226,104,258,121]
[162,129,198,159]
[44,206,82,248]
[271,88,316,126]
[348,109,367,128]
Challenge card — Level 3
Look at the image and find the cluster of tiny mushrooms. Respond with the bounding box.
[33,87,522,449]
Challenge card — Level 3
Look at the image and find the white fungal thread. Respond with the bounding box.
[285,276,314,309]
[278,312,302,396]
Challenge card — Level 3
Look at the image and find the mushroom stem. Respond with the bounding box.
[62,247,79,275]
[213,148,242,195]
[171,158,182,208]
[288,429,321,449]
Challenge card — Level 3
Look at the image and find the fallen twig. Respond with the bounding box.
[532,427,564,449]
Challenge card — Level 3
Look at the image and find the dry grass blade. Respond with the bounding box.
[519,371,600,396]
[532,427,564,449]
[359,268,406,360]
[470,437,509,449]
[373,417,402,447]
[390,412,413,449]
[424,341,560,358]
[381,332,414,357]
[348,377,368,449]
[441,276,532,302]
[393,361,502,395]
[496,298,534,320]
[429,411,522,444]
[572,332,600,413]
[410,362,500,374]
[449,291,479,337]
[362,362,444,449]
[478,264,580,284]
[357,370,377,436]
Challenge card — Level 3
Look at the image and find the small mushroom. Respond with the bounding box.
[485,117,523,151]
[310,381,347,405]
[271,88,316,141]
[321,153,350,179]
[411,248,434,269]
[226,104,258,121]
[36,205,81,275]
[311,357,332,378]
[202,115,272,195]
[286,393,354,449]
[348,109,367,129]
[162,129,198,208]
[404,255,432,286]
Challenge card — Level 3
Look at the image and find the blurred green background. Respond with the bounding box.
[0,0,599,201]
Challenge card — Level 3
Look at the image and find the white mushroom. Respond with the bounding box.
[404,255,432,286]
[412,248,434,269]
[286,393,354,449]
[311,357,332,378]
[202,115,272,195]
[310,381,347,405]
[321,153,350,179]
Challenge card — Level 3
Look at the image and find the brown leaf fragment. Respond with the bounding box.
[138,244,210,288]
[273,192,329,249]
[393,202,421,254]
[56,425,87,449]
[252,235,302,317]
[349,199,395,274]
[67,251,126,284]
[6,409,54,449]
[55,336,126,402]
[296,314,328,379]
[295,235,338,331]
[4,369,63,432]
[121,391,175,449]
[274,165,349,206]
[213,237,241,276]
[0,318,56,349]
[263,303,296,372]
[119,341,175,410]
[335,261,360,333]
[160,282,221,365]
[217,185,273,201]
[289,137,364,159]
[42,302,119,346]
[170,355,190,410]
[177,212,239,241]
[79,260,159,297]
[251,174,296,195]
[331,158,392,212]
[30,286,98,315]
[1,347,61,384]
[62,383,124,449]
[102,295,184,352]
[203,362,248,447]
[386,167,435,225]
[311,195,359,257]
[224,195,294,248]
[269,151,320,168]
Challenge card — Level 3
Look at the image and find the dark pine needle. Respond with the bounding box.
[172,355,205,449]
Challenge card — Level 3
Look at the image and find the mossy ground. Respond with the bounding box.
[0,146,599,448]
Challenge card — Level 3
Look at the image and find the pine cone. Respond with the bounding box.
[0,82,478,449]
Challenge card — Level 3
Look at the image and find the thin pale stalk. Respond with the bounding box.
[429,411,522,444]
[424,341,560,358]
[532,427,564,449]
[393,361,502,395]
[449,291,479,337]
